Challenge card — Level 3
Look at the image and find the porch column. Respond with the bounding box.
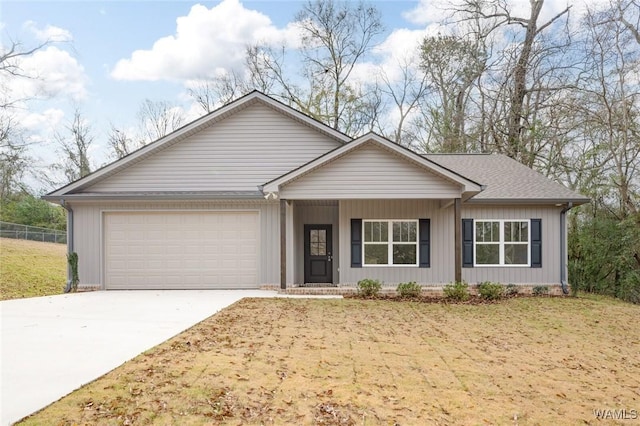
[280,198,287,290]
[454,197,462,283]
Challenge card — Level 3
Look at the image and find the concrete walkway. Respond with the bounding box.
[0,290,280,425]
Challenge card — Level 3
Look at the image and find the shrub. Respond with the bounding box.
[443,281,470,301]
[505,284,519,297]
[532,285,549,296]
[67,252,79,292]
[357,279,382,298]
[477,281,504,300]
[396,281,422,298]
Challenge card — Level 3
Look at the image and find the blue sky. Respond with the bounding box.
[1,0,589,191]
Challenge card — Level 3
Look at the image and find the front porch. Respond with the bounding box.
[279,198,465,290]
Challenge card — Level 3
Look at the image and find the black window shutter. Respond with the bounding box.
[462,219,474,267]
[351,219,362,267]
[531,218,542,268]
[419,219,430,268]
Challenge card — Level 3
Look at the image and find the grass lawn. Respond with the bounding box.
[19,296,640,425]
[0,238,67,300]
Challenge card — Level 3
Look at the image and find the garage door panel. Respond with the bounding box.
[105,211,259,289]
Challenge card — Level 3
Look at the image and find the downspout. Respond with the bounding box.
[61,199,74,293]
[560,202,573,295]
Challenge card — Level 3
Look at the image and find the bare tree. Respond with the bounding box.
[137,99,185,143]
[55,109,93,183]
[107,124,139,160]
[573,0,640,216]
[0,119,30,198]
[0,38,58,194]
[418,35,486,152]
[0,39,50,79]
[296,0,383,132]
[452,0,572,164]
[246,0,383,135]
[375,57,430,147]
[187,70,249,114]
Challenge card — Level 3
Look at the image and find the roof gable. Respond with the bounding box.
[46,91,351,198]
[263,133,483,198]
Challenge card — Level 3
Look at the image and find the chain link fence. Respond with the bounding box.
[0,221,67,244]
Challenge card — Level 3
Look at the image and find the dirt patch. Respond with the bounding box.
[19,296,640,425]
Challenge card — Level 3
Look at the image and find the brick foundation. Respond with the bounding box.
[276,283,566,297]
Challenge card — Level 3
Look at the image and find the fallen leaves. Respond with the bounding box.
[18,297,640,425]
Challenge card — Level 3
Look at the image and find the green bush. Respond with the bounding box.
[357,279,382,298]
[443,281,470,301]
[396,281,422,298]
[477,281,504,300]
[67,252,79,292]
[504,284,519,297]
[532,285,549,296]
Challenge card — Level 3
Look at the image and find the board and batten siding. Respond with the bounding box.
[279,143,462,199]
[338,199,455,285]
[69,200,280,288]
[293,203,339,284]
[338,200,564,286]
[460,205,563,285]
[84,103,340,193]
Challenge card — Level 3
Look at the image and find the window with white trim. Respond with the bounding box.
[475,220,529,266]
[363,220,417,265]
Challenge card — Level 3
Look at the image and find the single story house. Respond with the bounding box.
[44,91,589,293]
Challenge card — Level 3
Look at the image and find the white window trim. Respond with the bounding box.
[474,219,530,267]
[362,219,419,267]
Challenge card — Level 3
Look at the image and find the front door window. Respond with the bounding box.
[304,225,333,283]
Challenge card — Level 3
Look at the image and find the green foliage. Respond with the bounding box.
[0,192,66,230]
[477,281,504,300]
[569,211,640,304]
[396,281,422,298]
[505,284,519,297]
[67,252,79,292]
[357,279,382,298]
[443,281,470,301]
[532,286,549,296]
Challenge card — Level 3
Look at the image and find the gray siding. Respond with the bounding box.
[70,200,280,288]
[461,205,562,285]
[338,200,455,285]
[280,144,462,199]
[339,200,563,286]
[85,103,340,193]
[293,203,339,284]
[71,198,564,289]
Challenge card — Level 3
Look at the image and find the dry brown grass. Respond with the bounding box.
[0,237,66,300]
[19,296,640,425]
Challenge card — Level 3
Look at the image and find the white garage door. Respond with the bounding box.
[104,211,259,289]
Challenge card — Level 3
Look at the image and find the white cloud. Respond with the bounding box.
[7,46,89,101]
[402,0,453,26]
[20,108,65,134]
[23,20,73,43]
[111,0,298,81]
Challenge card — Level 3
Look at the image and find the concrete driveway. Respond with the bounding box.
[0,290,277,425]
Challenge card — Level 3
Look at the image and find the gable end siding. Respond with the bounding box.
[279,144,462,199]
[84,103,340,193]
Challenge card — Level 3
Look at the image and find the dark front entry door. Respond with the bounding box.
[304,224,333,283]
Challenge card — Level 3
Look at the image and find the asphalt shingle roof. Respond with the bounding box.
[424,153,590,204]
